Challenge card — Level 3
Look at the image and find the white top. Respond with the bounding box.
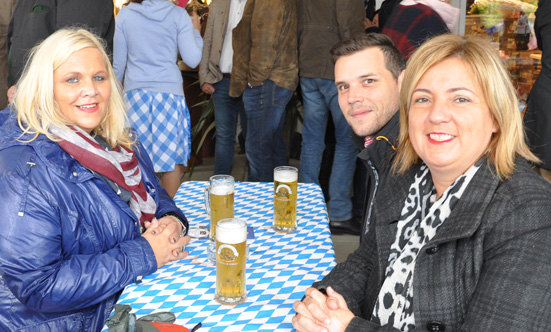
[219,0,247,74]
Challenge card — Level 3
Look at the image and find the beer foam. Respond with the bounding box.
[211,184,234,195]
[274,170,297,183]
[216,220,247,244]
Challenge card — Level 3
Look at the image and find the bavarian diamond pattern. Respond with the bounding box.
[102,182,336,331]
[125,89,191,172]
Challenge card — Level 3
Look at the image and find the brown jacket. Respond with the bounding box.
[297,0,365,80]
[198,0,231,86]
[229,0,298,97]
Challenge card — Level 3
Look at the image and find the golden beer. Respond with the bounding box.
[215,218,247,305]
[273,166,298,233]
[204,175,234,241]
[210,190,234,240]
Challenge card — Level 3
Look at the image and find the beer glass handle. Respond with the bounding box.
[204,185,211,216]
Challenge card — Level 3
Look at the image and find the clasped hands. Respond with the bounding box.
[142,216,190,268]
[292,287,355,332]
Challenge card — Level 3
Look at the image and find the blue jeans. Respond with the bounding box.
[212,77,247,175]
[299,77,357,221]
[242,80,292,182]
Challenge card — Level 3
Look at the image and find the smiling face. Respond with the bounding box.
[409,57,498,192]
[335,47,402,137]
[53,47,111,133]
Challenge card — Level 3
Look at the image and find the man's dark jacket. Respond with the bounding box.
[355,112,399,237]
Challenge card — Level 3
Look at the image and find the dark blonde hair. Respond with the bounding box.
[14,28,133,148]
[393,34,538,178]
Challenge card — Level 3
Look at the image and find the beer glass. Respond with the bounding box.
[215,218,247,305]
[273,166,298,233]
[204,175,234,241]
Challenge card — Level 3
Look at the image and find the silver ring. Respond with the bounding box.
[180,246,185,253]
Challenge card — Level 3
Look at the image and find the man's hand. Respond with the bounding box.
[201,83,215,94]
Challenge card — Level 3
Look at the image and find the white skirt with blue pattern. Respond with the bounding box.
[124,88,191,173]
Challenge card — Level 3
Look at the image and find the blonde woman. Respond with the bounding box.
[293,34,551,331]
[0,28,190,331]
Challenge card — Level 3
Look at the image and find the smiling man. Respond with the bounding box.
[331,33,405,236]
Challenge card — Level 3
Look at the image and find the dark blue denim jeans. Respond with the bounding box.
[242,80,293,182]
[299,77,357,221]
[212,77,247,175]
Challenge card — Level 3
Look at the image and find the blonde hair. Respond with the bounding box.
[393,34,538,178]
[14,28,134,148]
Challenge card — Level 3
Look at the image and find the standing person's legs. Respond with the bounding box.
[160,166,183,198]
[238,101,247,141]
[237,107,248,156]
[299,77,328,185]
[212,77,244,175]
[324,78,357,223]
[271,83,292,169]
[243,80,292,182]
[243,82,271,182]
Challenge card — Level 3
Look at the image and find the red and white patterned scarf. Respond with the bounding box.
[50,125,156,226]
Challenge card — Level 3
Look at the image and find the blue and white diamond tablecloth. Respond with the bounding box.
[102,181,336,332]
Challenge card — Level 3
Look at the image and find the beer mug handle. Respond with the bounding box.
[204,185,211,216]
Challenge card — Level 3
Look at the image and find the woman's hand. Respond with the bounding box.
[142,216,190,268]
[292,287,354,332]
[293,288,332,332]
[324,287,355,330]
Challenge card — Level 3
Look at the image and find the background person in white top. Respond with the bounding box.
[199,0,248,176]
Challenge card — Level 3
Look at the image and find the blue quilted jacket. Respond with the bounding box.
[0,114,187,331]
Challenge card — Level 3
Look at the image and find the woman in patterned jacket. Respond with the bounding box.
[293,34,551,331]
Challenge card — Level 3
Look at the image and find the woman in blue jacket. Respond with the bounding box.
[0,28,190,331]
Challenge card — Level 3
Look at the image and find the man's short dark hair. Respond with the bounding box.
[330,33,405,80]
